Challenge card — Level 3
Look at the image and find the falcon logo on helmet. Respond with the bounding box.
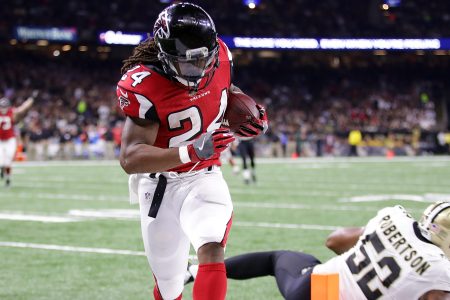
[154,10,170,39]
[419,201,450,258]
[153,2,220,94]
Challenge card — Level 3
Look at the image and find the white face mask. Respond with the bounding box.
[166,47,217,79]
[419,202,450,258]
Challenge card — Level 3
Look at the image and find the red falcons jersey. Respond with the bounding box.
[117,39,233,172]
[0,108,15,140]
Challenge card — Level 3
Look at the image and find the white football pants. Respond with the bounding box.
[132,167,233,299]
[0,137,17,166]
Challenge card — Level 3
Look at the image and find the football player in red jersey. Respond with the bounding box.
[117,3,267,300]
[0,96,34,187]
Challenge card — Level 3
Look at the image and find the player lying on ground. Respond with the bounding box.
[186,201,450,300]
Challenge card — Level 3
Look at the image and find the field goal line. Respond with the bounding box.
[0,241,196,260]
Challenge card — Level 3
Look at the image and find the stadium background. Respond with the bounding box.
[1,0,450,299]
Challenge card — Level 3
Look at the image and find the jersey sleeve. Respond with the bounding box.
[218,38,233,81]
[116,74,159,122]
[218,39,233,64]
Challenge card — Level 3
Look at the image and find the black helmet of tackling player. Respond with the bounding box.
[419,201,450,258]
[0,97,11,112]
[153,2,219,93]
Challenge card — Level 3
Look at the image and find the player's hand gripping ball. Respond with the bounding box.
[223,90,268,139]
[186,128,235,162]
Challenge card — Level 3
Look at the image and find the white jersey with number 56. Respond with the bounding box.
[313,205,450,300]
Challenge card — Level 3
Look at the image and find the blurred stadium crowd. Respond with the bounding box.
[237,56,449,157]
[0,52,122,160]
[2,50,448,161]
[1,0,450,160]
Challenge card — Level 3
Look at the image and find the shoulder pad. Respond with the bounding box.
[118,65,153,92]
[218,38,233,63]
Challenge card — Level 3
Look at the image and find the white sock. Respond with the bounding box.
[189,264,199,279]
[243,169,251,180]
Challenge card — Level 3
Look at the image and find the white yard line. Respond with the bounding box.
[0,188,430,211]
[7,182,123,192]
[13,176,126,184]
[235,221,339,231]
[67,210,353,229]
[0,213,78,223]
[7,180,449,196]
[339,194,450,203]
[0,241,177,257]
[0,210,342,230]
[231,188,347,197]
[12,156,450,168]
[0,188,347,199]
[0,192,127,202]
[234,202,382,212]
[13,160,121,167]
[11,175,450,190]
[254,157,450,164]
[69,209,139,219]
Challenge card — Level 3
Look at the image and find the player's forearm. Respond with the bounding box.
[120,144,183,174]
[420,290,450,300]
[325,227,364,255]
[17,97,34,113]
[14,97,34,120]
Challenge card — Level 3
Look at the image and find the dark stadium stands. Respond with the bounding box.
[0,48,447,159]
[1,0,450,40]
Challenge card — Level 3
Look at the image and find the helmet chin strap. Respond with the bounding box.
[174,76,200,87]
[174,76,201,95]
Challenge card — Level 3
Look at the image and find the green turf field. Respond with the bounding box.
[1,157,449,300]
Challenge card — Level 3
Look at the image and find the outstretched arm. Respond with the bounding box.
[325,227,365,255]
[13,97,34,121]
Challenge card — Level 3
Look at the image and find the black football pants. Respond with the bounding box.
[225,250,321,300]
[238,140,255,169]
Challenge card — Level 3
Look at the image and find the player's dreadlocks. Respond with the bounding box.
[121,38,159,74]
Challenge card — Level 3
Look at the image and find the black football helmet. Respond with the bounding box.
[153,2,219,93]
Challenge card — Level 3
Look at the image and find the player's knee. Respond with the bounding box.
[157,276,184,300]
[197,242,224,264]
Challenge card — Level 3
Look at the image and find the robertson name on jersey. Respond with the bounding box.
[314,205,450,300]
[117,39,232,173]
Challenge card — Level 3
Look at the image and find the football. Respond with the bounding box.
[223,90,260,132]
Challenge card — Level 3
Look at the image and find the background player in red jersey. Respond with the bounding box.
[117,3,267,300]
[0,96,34,187]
